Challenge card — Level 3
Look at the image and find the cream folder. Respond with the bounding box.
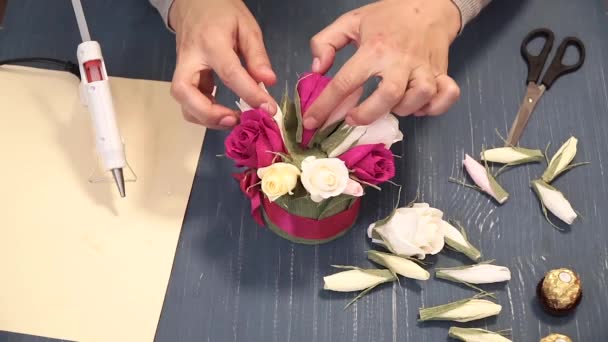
[0,65,205,341]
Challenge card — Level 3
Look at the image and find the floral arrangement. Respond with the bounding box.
[225,72,403,244]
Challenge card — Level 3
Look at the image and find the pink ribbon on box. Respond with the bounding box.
[262,197,361,241]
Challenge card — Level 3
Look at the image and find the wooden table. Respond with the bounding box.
[1,0,607,340]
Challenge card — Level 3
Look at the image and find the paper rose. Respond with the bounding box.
[300,156,349,203]
[225,109,285,169]
[257,163,300,202]
[324,113,403,158]
[338,144,396,185]
[368,203,446,259]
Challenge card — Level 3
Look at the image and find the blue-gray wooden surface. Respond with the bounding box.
[1,0,607,341]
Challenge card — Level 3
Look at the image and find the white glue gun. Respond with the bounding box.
[72,0,126,197]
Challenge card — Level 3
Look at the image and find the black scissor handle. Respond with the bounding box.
[541,37,585,89]
[521,28,555,84]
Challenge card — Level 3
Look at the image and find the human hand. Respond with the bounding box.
[169,0,277,129]
[304,0,462,129]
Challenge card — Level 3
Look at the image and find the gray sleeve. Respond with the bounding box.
[451,0,492,31]
[149,0,175,31]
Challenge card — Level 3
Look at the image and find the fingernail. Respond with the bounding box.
[259,65,275,76]
[219,116,237,127]
[260,102,274,114]
[311,58,321,73]
[304,116,318,129]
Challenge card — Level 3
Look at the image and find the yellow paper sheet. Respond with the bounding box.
[0,66,205,341]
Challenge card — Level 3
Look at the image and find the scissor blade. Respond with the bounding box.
[506,83,546,146]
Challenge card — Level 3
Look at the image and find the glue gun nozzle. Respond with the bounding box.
[111,168,126,198]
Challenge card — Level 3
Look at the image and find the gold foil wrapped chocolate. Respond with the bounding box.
[540,333,573,342]
[537,268,582,315]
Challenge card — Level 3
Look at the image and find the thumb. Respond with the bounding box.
[310,13,359,74]
[239,27,277,86]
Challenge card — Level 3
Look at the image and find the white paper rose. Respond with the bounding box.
[300,156,349,203]
[367,203,446,259]
[326,113,404,158]
[257,162,300,202]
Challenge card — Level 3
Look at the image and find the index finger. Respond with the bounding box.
[303,51,371,129]
[207,45,277,115]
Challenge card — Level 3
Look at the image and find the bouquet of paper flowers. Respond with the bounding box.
[225,72,403,244]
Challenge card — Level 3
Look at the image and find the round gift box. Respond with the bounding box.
[261,197,361,244]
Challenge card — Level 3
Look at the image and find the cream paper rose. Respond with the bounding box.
[300,156,349,203]
[257,162,300,202]
[367,203,447,259]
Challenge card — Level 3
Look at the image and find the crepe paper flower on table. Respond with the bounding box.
[531,179,578,227]
[454,154,509,204]
[227,72,402,244]
[323,265,396,308]
[322,113,404,158]
[443,221,482,262]
[542,136,588,184]
[481,146,544,166]
[367,250,430,280]
[436,262,511,290]
[448,327,512,342]
[418,293,502,322]
[367,203,447,259]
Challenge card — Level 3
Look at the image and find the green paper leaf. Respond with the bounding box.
[320,123,357,155]
[294,87,304,144]
[309,120,343,148]
[281,99,327,168]
[318,195,356,219]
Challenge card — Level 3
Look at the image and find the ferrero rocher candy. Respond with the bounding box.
[540,333,573,342]
[537,268,582,315]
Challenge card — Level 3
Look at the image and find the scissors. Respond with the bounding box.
[506,28,585,146]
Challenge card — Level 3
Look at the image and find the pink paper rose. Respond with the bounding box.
[338,144,396,185]
[233,170,263,226]
[297,72,362,146]
[225,109,285,169]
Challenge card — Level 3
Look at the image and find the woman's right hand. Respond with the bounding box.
[169,0,277,129]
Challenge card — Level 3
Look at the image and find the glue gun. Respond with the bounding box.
[71,0,126,197]
[77,41,126,197]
